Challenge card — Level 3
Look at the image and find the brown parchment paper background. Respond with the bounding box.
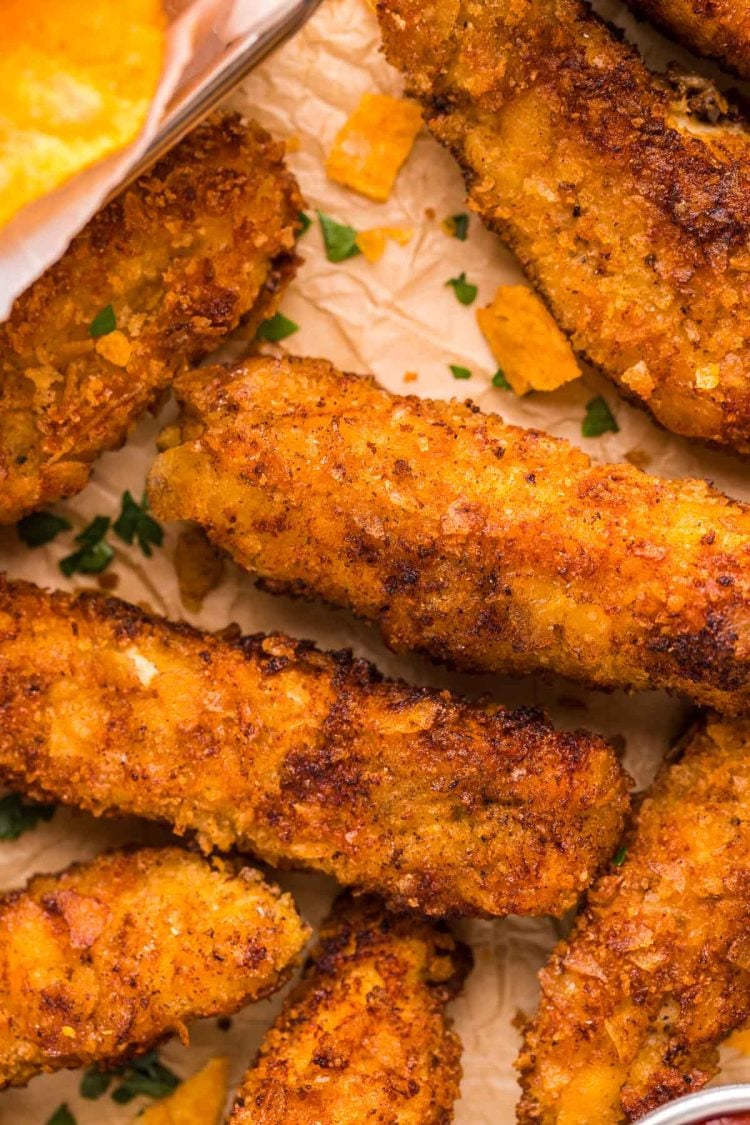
[1,0,750,1119]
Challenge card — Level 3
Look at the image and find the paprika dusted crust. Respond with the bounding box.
[0,112,301,523]
[230,894,470,1124]
[377,0,750,454]
[148,355,750,714]
[0,576,628,918]
[518,719,750,1122]
[0,847,308,1090]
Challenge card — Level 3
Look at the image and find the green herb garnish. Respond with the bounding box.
[446,272,477,306]
[89,304,116,338]
[59,515,114,577]
[612,845,628,867]
[317,211,361,263]
[17,511,71,548]
[492,369,511,390]
[445,212,469,240]
[256,313,299,342]
[113,491,163,558]
[449,364,472,380]
[298,211,312,234]
[47,1105,76,1125]
[80,1066,113,1100]
[582,396,619,438]
[110,1051,180,1104]
[0,794,55,841]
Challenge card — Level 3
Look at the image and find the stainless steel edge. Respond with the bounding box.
[640,1084,750,1123]
[106,0,323,201]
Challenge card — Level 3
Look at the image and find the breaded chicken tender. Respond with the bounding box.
[377,0,750,454]
[0,112,301,523]
[0,847,308,1090]
[628,0,750,79]
[0,576,629,918]
[517,718,750,1123]
[229,894,471,1124]
[147,356,750,714]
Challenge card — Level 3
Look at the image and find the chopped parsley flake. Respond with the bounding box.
[445,212,469,240]
[80,1066,112,1100]
[582,396,619,438]
[492,369,511,390]
[59,515,114,577]
[47,1105,76,1125]
[89,304,116,338]
[298,210,312,234]
[612,846,628,867]
[109,1050,180,1104]
[17,510,71,547]
[113,491,163,558]
[317,211,361,262]
[0,794,55,841]
[446,272,477,306]
[450,364,472,380]
[256,313,299,342]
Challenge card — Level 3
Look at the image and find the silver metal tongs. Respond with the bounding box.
[109,0,323,200]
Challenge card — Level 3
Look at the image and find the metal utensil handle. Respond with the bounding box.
[108,0,322,201]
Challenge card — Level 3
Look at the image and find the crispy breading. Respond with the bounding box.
[147,355,750,714]
[0,576,629,918]
[517,718,750,1123]
[0,112,301,524]
[229,894,471,1124]
[628,0,750,79]
[376,0,750,454]
[0,846,308,1090]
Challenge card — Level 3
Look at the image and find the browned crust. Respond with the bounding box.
[147,355,750,714]
[229,894,471,1124]
[517,717,750,1122]
[0,112,302,523]
[628,0,750,80]
[0,575,629,919]
[0,846,308,1090]
[377,0,750,454]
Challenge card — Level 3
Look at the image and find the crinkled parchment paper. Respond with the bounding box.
[2,1,750,1120]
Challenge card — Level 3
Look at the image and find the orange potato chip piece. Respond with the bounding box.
[476,285,581,395]
[0,0,165,228]
[325,93,422,202]
[139,1057,230,1124]
[355,225,413,262]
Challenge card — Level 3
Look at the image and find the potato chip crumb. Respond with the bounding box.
[695,363,721,390]
[355,227,413,262]
[622,360,656,399]
[424,207,436,220]
[624,448,652,470]
[285,134,301,153]
[139,1057,230,1124]
[403,371,419,383]
[97,571,120,592]
[476,286,581,395]
[95,330,132,367]
[174,527,224,612]
[325,94,422,202]
[61,1026,76,1038]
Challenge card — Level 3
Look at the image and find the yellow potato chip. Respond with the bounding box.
[138,1057,229,1125]
[476,285,581,395]
[0,0,165,229]
[325,94,422,202]
[355,226,413,262]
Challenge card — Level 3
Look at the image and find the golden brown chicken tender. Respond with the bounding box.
[229,893,471,1124]
[628,0,750,79]
[0,576,629,918]
[517,718,750,1123]
[0,846,308,1090]
[377,0,750,454]
[147,355,750,714]
[0,112,301,524]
